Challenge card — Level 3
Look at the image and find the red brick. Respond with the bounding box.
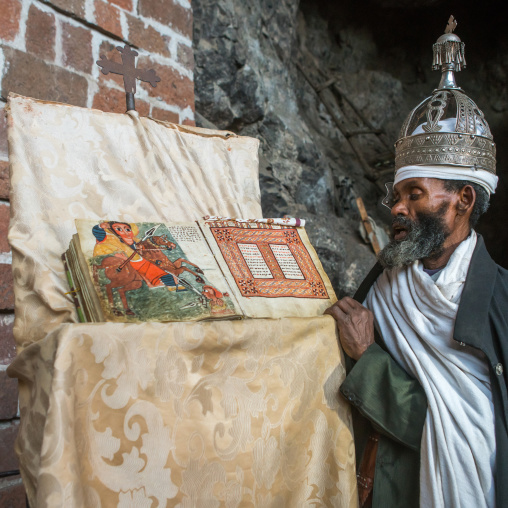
[0,0,22,41]
[46,0,85,18]
[25,5,56,62]
[0,203,9,253]
[136,100,150,117]
[138,58,194,111]
[110,0,132,10]
[0,316,15,365]
[92,85,127,114]
[1,47,88,107]
[126,13,170,57]
[0,476,25,508]
[0,371,17,420]
[0,264,14,310]
[151,107,179,123]
[182,118,195,127]
[92,85,149,116]
[177,43,194,72]
[97,41,125,89]
[138,0,192,38]
[0,161,9,200]
[62,22,93,74]
[0,107,8,160]
[94,0,122,39]
[0,421,19,471]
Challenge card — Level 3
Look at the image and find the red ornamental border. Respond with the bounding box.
[210,226,329,299]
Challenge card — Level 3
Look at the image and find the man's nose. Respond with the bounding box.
[391,199,408,217]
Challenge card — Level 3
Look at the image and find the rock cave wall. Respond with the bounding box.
[193,0,508,296]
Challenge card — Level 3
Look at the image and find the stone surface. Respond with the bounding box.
[0,317,15,365]
[193,0,508,288]
[25,4,56,62]
[0,0,22,41]
[0,476,25,508]
[0,421,19,471]
[0,161,9,200]
[0,264,14,310]
[0,371,18,420]
[193,0,380,295]
[138,0,193,38]
[61,22,93,74]
[1,47,88,107]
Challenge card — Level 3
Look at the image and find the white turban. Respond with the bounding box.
[394,165,498,195]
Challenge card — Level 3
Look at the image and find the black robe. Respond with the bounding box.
[340,234,508,507]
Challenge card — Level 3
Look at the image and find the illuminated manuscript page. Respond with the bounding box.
[199,219,337,318]
[75,220,242,322]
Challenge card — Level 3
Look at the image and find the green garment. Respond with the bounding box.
[341,342,426,508]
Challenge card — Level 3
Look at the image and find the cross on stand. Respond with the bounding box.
[96,45,161,112]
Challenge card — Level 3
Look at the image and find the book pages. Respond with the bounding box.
[199,219,337,318]
[75,219,242,322]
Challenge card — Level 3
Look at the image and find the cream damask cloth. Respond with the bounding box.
[7,94,261,345]
[10,318,356,507]
[6,95,357,507]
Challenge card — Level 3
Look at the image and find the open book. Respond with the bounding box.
[63,218,337,322]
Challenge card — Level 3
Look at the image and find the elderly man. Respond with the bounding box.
[326,20,508,508]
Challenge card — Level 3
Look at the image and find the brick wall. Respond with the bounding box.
[0,0,194,503]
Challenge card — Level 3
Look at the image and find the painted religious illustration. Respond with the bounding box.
[63,218,337,322]
[199,218,337,319]
[204,221,328,298]
[76,220,238,322]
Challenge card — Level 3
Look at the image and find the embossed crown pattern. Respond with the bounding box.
[395,16,496,174]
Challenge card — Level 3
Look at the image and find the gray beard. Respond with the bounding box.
[378,205,450,269]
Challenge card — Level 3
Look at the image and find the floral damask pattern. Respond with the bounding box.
[9,319,357,507]
[6,95,357,507]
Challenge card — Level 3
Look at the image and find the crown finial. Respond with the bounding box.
[432,15,466,89]
[444,15,457,34]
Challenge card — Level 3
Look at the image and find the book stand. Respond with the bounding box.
[6,95,357,507]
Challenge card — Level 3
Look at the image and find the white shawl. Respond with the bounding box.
[366,231,496,507]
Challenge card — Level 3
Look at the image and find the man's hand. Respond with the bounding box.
[324,297,375,361]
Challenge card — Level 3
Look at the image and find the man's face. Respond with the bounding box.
[112,223,135,245]
[378,178,458,268]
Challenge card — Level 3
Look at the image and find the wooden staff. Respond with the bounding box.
[356,197,381,255]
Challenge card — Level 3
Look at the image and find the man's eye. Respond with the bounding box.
[409,194,420,201]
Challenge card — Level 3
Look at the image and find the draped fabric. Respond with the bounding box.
[6,95,357,507]
[6,94,262,345]
[366,232,496,508]
[9,318,356,508]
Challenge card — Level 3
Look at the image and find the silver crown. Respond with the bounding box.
[394,16,496,174]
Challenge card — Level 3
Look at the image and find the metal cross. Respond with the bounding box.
[444,15,457,34]
[96,45,161,112]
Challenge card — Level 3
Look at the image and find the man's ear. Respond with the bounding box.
[456,185,475,216]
